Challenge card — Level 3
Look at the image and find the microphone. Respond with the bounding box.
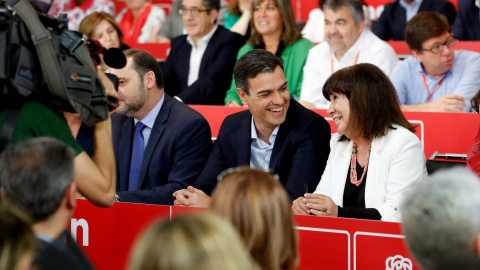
[85,38,127,69]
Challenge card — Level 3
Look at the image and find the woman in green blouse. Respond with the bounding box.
[224,0,314,106]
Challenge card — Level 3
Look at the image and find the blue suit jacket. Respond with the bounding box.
[193,100,331,201]
[372,0,456,41]
[113,94,212,205]
[452,0,480,40]
[162,25,245,105]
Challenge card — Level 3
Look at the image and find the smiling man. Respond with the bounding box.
[390,12,480,112]
[299,0,398,109]
[110,49,212,205]
[161,0,244,105]
[173,49,331,207]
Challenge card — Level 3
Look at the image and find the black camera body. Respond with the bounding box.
[0,0,109,127]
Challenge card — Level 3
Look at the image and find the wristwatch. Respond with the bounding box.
[114,194,122,202]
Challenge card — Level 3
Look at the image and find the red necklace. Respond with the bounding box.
[350,143,371,186]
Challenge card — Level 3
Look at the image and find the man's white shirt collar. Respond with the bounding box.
[186,24,218,48]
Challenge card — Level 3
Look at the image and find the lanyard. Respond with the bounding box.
[422,74,445,102]
[331,51,361,74]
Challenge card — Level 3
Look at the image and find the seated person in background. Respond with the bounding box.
[401,168,480,270]
[79,12,129,71]
[302,0,371,44]
[116,0,166,44]
[209,167,298,270]
[110,49,211,205]
[224,0,314,106]
[128,213,259,270]
[0,138,95,270]
[372,0,456,41]
[173,49,331,207]
[224,0,252,37]
[0,69,117,207]
[162,0,244,105]
[452,0,480,41]
[0,206,37,270]
[292,63,427,222]
[48,0,115,31]
[80,12,129,50]
[467,89,480,177]
[299,0,397,109]
[390,12,480,112]
[154,0,228,43]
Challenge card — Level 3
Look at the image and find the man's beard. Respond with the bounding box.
[116,86,146,117]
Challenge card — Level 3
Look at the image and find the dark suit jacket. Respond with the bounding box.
[162,25,245,105]
[452,0,480,40]
[372,0,456,41]
[35,231,94,270]
[193,100,331,201]
[113,94,212,205]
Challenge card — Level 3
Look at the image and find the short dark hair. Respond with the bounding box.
[322,63,415,142]
[405,12,451,52]
[124,49,164,89]
[323,0,364,24]
[202,0,220,12]
[234,49,284,95]
[0,138,74,222]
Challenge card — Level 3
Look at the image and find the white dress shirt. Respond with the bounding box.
[186,25,218,86]
[300,30,398,109]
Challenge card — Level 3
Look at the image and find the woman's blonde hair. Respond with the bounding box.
[129,213,258,270]
[248,0,301,47]
[210,167,299,270]
[0,206,37,270]
[79,12,124,45]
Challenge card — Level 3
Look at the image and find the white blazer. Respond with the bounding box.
[314,125,427,222]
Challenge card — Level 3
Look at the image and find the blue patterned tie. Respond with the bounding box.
[128,122,146,191]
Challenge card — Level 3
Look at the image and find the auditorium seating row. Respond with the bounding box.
[189,106,479,159]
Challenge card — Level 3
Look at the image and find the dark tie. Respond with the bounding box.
[128,122,146,191]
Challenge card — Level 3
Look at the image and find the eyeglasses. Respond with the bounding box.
[179,7,209,16]
[421,37,458,54]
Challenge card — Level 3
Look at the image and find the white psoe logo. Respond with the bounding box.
[385,255,412,270]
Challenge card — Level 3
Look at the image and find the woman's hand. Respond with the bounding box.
[304,193,339,217]
[239,0,252,14]
[97,66,119,100]
[292,196,310,215]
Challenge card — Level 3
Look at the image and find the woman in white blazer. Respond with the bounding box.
[292,63,427,222]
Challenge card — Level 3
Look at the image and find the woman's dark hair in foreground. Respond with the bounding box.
[322,63,415,142]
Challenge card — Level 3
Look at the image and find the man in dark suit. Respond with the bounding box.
[452,0,480,40]
[173,49,331,207]
[372,0,456,41]
[0,137,94,270]
[161,0,245,105]
[110,49,212,205]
